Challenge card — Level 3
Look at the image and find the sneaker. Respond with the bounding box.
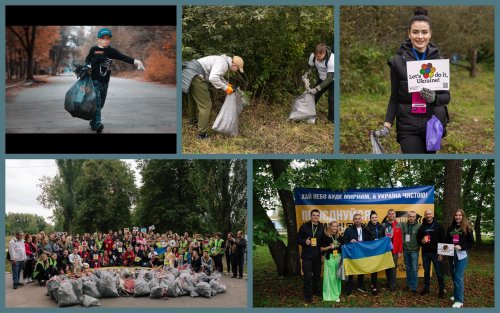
[371,288,379,296]
[357,287,367,293]
[17,282,24,286]
[335,299,340,303]
[237,276,243,279]
[13,285,18,289]
[198,133,209,139]
[452,302,463,308]
[231,275,237,278]
[92,123,104,133]
[419,289,430,296]
[450,296,455,302]
[412,290,417,295]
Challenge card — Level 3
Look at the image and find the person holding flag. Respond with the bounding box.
[342,213,370,295]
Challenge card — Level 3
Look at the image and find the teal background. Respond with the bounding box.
[0,0,497,311]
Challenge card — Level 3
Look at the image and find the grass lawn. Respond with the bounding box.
[340,65,494,154]
[253,239,494,307]
[182,97,334,154]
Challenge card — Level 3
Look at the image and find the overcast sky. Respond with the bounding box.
[5,159,141,223]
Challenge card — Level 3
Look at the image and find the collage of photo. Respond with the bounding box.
[2,2,496,311]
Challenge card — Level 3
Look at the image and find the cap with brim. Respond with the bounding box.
[97,28,113,38]
[232,56,244,73]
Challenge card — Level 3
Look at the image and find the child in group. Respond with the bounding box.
[84,28,145,133]
[148,246,158,267]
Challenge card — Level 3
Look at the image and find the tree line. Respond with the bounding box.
[254,159,494,276]
[31,160,246,236]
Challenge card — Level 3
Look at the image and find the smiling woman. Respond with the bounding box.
[372,7,450,154]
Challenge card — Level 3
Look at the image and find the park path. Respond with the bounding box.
[5,272,247,308]
[6,73,176,133]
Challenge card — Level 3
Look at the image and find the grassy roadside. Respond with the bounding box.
[182,98,334,154]
[340,65,494,154]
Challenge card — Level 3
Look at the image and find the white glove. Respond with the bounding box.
[308,86,320,95]
[134,59,145,70]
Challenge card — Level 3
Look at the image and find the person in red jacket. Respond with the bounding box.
[382,209,403,290]
[103,234,114,252]
[122,246,135,267]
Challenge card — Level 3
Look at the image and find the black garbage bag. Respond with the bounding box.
[149,286,164,299]
[64,71,97,120]
[212,93,244,136]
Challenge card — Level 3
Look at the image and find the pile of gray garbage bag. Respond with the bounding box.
[46,267,227,307]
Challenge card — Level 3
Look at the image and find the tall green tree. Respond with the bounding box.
[74,160,137,233]
[5,213,54,235]
[38,160,84,234]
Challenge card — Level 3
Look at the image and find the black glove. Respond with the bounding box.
[373,126,390,138]
[420,88,436,103]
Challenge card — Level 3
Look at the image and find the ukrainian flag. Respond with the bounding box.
[342,237,395,275]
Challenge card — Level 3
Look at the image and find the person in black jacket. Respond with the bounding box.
[417,209,446,298]
[364,211,386,295]
[84,28,145,133]
[374,7,450,153]
[342,213,370,295]
[297,209,325,303]
[446,209,474,308]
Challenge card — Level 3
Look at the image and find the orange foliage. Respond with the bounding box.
[144,50,176,84]
[34,26,61,66]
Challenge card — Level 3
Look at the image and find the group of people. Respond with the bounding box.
[9,228,247,288]
[298,208,474,308]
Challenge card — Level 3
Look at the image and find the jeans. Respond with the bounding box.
[314,79,334,123]
[404,250,419,291]
[92,80,109,126]
[422,252,444,291]
[449,254,468,303]
[12,261,23,287]
[302,258,322,299]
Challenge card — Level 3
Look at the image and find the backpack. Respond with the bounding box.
[313,46,332,66]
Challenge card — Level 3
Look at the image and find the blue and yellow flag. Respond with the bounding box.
[342,237,395,275]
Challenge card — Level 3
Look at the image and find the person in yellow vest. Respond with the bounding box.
[211,232,224,272]
[47,253,58,277]
[33,253,50,286]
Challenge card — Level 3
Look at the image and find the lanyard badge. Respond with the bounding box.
[412,92,427,114]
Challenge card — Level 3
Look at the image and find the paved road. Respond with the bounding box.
[6,73,176,133]
[5,272,247,308]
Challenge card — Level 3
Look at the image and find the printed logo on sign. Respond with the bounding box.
[420,63,436,79]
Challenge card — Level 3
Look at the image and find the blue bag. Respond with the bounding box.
[426,115,443,151]
[64,71,97,120]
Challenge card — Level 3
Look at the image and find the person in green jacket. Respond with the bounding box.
[402,210,422,293]
[33,253,50,286]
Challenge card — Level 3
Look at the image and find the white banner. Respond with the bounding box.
[407,59,450,92]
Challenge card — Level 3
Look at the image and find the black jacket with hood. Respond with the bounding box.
[385,39,451,142]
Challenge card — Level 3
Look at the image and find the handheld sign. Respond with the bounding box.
[407,59,450,92]
[437,243,454,256]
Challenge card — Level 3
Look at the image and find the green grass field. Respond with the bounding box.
[340,65,494,154]
[253,239,494,307]
[182,98,334,154]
